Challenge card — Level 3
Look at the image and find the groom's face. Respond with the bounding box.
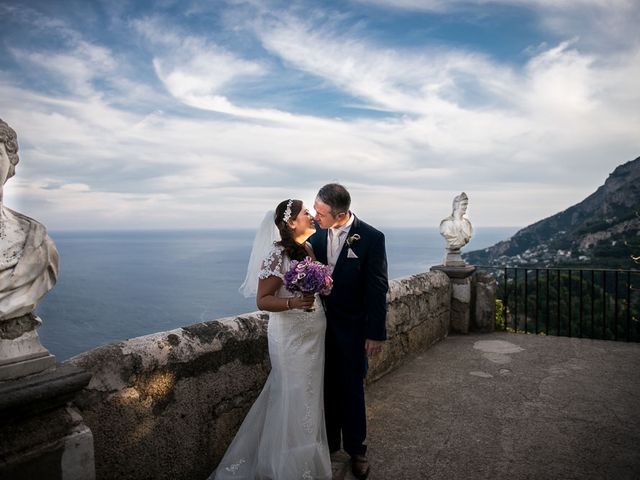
[314,198,342,229]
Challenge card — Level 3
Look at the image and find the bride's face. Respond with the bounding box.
[289,204,316,238]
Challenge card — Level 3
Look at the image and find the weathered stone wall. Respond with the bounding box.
[65,271,451,480]
[368,271,450,382]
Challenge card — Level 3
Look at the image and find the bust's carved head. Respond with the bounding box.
[452,192,469,216]
[0,118,19,185]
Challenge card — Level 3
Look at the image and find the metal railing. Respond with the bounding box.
[478,266,640,342]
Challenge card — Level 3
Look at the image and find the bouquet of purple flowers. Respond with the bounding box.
[283,257,333,310]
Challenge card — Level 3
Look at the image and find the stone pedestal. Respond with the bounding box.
[442,248,466,268]
[431,265,476,334]
[0,314,56,381]
[0,364,95,480]
[472,271,497,332]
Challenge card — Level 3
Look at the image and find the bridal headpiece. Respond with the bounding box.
[282,199,294,223]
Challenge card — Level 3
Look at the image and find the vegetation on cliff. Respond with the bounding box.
[465,156,640,269]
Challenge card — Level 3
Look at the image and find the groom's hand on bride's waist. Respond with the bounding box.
[364,339,384,357]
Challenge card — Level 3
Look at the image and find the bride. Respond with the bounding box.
[210,199,332,480]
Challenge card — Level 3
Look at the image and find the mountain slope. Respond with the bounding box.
[464,156,640,269]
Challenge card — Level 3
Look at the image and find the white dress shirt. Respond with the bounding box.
[327,212,355,272]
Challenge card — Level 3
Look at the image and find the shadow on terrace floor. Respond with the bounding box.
[332,332,640,480]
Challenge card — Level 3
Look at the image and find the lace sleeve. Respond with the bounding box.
[259,245,285,280]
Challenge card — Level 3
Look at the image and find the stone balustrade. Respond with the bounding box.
[2,269,496,480]
[64,271,453,480]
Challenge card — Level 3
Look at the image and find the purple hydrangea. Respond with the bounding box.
[283,256,333,296]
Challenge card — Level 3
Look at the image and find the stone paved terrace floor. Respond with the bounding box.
[332,332,640,480]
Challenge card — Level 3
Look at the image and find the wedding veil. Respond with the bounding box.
[239,210,281,298]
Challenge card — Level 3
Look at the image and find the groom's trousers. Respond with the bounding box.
[324,325,368,457]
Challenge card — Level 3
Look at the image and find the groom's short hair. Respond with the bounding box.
[317,183,351,217]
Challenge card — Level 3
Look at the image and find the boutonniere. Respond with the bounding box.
[346,234,360,258]
[346,234,360,246]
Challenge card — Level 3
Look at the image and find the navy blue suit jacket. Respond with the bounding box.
[309,216,389,341]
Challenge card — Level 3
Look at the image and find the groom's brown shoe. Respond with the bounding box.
[351,455,370,480]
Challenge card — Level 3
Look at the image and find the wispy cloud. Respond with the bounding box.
[255,8,638,164]
[0,0,638,230]
[355,0,635,12]
[355,0,640,51]
[10,42,116,97]
[134,17,266,95]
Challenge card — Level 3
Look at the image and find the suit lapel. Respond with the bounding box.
[315,228,329,265]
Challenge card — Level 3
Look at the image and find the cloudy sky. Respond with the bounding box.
[0,0,638,230]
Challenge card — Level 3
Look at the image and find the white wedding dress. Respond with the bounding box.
[211,244,331,480]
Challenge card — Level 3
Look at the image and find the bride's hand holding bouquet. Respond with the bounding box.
[288,293,316,311]
[284,256,333,312]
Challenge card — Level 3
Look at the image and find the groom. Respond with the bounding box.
[310,183,388,480]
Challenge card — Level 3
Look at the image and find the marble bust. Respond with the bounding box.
[0,118,59,379]
[439,192,473,266]
[0,119,59,320]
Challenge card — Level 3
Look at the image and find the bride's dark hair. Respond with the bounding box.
[275,199,308,261]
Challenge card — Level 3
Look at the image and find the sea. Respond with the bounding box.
[35,227,518,360]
